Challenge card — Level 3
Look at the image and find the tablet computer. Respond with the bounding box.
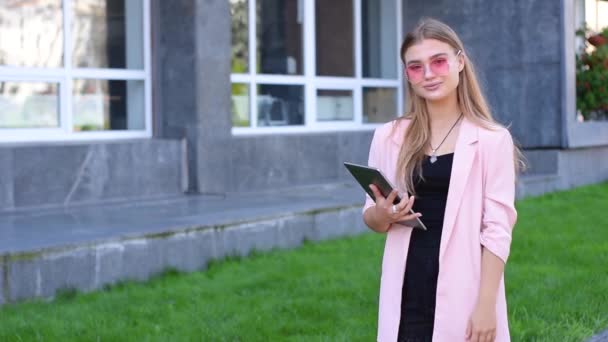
[344,161,427,230]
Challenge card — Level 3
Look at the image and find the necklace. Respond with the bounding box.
[429,113,463,164]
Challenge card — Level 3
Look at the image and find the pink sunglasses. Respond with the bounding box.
[404,50,462,84]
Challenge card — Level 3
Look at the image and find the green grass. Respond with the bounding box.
[0,182,607,341]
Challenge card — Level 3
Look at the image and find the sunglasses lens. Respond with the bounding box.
[405,65,424,83]
[430,58,450,75]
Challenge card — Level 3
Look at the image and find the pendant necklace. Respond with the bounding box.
[429,113,463,164]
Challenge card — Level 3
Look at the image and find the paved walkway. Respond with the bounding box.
[589,330,608,342]
[0,182,362,255]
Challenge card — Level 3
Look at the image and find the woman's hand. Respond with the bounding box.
[368,184,421,231]
[466,301,497,342]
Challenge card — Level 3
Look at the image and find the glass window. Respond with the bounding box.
[575,0,608,122]
[0,1,64,68]
[256,0,304,75]
[0,0,149,141]
[362,0,397,79]
[0,82,60,128]
[363,87,397,123]
[230,0,401,130]
[584,0,608,32]
[231,0,249,73]
[232,83,250,127]
[257,85,304,126]
[72,0,144,69]
[317,90,354,121]
[316,0,354,77]
[73,79,144,131]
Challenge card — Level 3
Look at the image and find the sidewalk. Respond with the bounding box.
[0,182,367,303]
[589,330,608,342]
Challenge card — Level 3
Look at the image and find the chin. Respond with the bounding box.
[419,91,449,102]
[418,85,458,102]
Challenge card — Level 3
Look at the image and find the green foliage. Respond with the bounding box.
[576,50,608,118]
[576,25,608,120]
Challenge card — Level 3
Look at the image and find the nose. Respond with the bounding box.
[423,64,435,79]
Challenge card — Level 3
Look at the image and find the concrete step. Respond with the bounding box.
[0,182,368,304]
[516,173,562,199]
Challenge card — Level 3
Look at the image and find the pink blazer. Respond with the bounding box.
[363,117,517,342]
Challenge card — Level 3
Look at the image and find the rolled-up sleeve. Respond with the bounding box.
[362,128,381,215]
[480,130,518,263]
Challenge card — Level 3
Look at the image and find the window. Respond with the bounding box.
[230,0,402,133]
[574,0,608,123]
[581,0,608,32]
[0,0,151,142]
[575,0,608,53]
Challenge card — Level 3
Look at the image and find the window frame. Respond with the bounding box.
[0,0,152,143]
[563,0,608,148]
[231,0,403,135]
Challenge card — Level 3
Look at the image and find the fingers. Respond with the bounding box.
[395,211,422,223]
[368,184,383,201]
[394,194,416,213]
[395,194,411,211]
[393,195,421,222]
[368,185,397,205]
[368,185,422,224]
[402,195,416,213]
[471,331,480,342]
[465,320,472,340]
[386,189,399,205]
[469,329,495,342]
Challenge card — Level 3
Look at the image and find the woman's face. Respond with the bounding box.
[403,39,464,102]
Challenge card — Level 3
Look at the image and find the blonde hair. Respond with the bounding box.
[396,18,526,196]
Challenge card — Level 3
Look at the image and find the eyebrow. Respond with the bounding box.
[406,53,448,65]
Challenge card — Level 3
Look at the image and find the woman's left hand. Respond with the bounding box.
[466,301,496,342]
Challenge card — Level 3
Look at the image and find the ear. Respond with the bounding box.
[458,52,465,73]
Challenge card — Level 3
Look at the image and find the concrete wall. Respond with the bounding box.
[154,0,233,194]
[558,145,608,188]
[517,146,608,198]
[401,0,564,149]
[229,132,373,192]
[0,140,184,212]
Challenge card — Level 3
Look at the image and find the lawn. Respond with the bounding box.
[0,182,606,341]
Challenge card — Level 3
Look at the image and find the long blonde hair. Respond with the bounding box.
[396,18,526,196]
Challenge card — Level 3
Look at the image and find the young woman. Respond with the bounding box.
[362,18,524,342]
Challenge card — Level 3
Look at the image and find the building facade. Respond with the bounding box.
[0,0,607,212]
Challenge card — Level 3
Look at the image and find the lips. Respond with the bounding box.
[423,82,441,91]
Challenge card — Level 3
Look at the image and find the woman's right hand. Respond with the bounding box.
[369,184,422,229]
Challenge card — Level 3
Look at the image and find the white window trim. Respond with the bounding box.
[0,0,152,144]
[563,0,608,148]
[231,0,403,135]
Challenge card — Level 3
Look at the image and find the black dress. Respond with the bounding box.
[397,152,454,342]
